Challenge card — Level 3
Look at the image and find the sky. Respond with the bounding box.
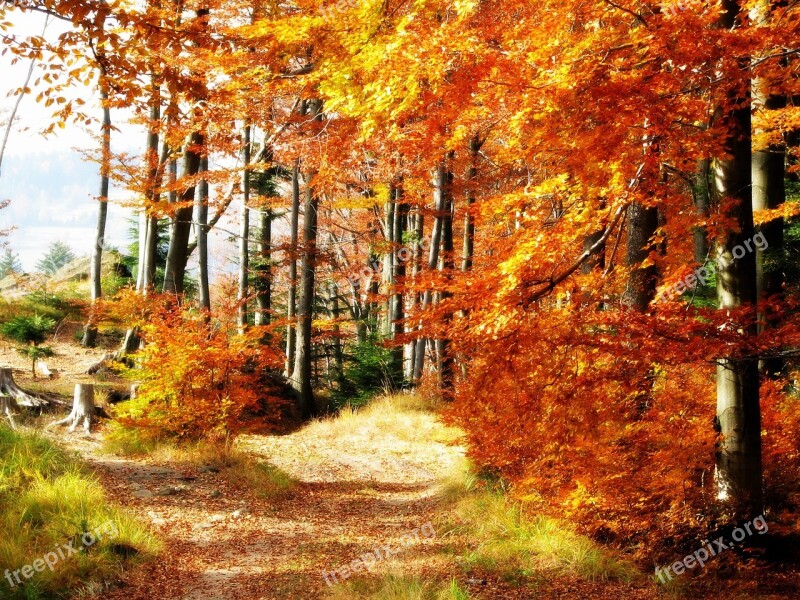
[0,10,239,278]
[0,11,136,271]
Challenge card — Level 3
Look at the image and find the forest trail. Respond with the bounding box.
[59,397,468,600]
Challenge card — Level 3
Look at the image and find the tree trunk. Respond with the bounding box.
[253,207,272,326]
[196,155,211,311]
[290,170,319,418]
[713,0,762,517]
[391,186,407,374]
[82,88,111,348]
[407,208,424,380]
[238,124,251,332]
[163,132,203,295]
[0,368,47,407]
[285,159,301,376]
[622,201,659,310]
[693,158,711,263]
[382,188,396,337]
[50,384,94,435]
[752,24,785,375]
[438,172,455,397]
[412,161,447,383]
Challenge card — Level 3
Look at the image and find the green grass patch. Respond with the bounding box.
[226,458,296,500]
[0,426,159,599]
[438,469,638,586]
[326,574,470,599]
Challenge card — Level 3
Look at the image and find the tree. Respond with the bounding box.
[82,75,112,348]
[290,158,321,419]
[0,248,22,279]
[712,0,762,518]
[36,241,75,276]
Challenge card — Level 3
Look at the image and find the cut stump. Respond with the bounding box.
[50,384,94,435]
[0,367,48,407]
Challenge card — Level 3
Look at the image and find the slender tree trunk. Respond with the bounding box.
[82,88,111,348]
[163,132,202,295]
[693,158,711,263]
[412,161,447,383]
[254,208,272,326]
[752,17,785,375]
[382,188,396,337]
[196,156,211,310]
[713,0,762,517]
[285,159,301,376]
[622,201,659,310]
[290,169,319,418]
[438,178,455,397]
[407,209,424,379]
[391,186,407,374]
[238,124,251,331]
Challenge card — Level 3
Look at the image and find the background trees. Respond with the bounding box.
[2,0,800,549]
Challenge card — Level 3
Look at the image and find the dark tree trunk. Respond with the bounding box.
[290,170,319,419]
[163,132,203,295]
[82,88,111,348]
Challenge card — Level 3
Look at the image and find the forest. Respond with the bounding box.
[0,0,799,598]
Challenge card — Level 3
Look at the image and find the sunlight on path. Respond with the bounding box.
[70,395,467,600]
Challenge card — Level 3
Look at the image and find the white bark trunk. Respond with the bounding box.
[50,384,94,435]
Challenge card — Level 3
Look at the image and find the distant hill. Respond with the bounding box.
[0,252,132,299]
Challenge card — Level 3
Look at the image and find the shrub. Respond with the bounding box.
[18,345,55,376]
[0,315,55,346]
[110,291,288,443]
[331,337,403,409]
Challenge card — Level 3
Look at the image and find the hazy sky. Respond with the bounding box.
[0,10,239,278]
[0,12,136,271]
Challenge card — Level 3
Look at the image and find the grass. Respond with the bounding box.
[326,574,470,599]
[226,457,296,499]
[437,468,639,586]
[303,393,463,447]
[0,425,159,599]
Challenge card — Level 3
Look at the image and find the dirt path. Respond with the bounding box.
[58,403,466,600]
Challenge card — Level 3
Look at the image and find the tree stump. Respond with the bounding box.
[50,384,94,435]
[0,367,47,407]
[1,395,16,430]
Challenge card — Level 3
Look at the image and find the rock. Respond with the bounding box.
[148,512,168,526]
[155,485,188,496]
[132,489,153,499]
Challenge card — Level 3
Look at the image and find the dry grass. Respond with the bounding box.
[237,393,467,485]
[326,574,470,599]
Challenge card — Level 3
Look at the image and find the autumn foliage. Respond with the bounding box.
[105,291,287,442]
[4,0,800,564]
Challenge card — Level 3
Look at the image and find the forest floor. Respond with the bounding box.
[40,396,664,600]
